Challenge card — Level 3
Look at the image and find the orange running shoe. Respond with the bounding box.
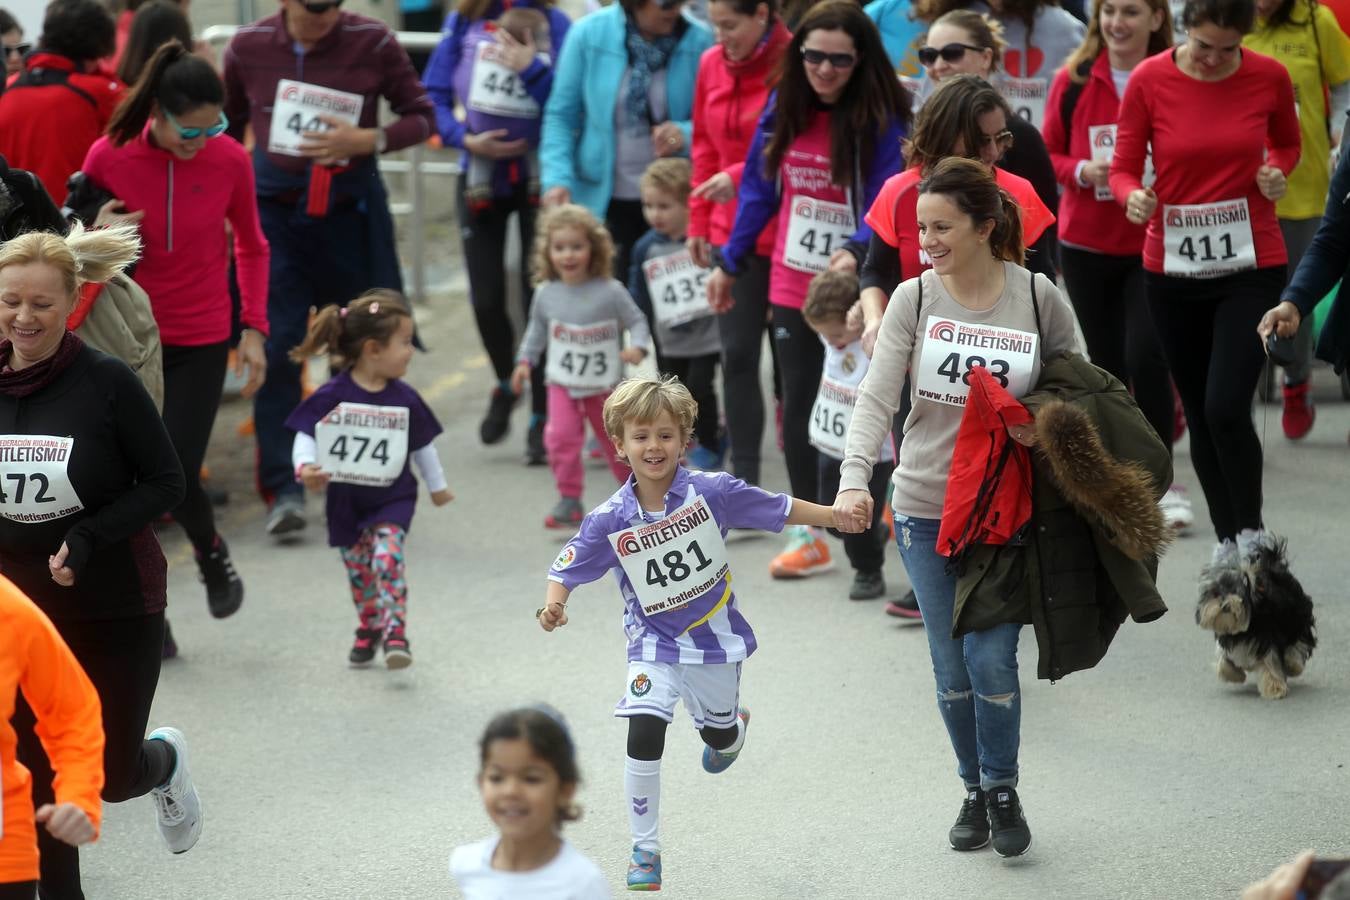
[768,526,833,578]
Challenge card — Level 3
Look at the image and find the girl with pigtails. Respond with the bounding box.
[286,291,452,671]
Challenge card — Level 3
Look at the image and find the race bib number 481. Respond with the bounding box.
[0,435,84,524]
[609,496,730,617]
[314,403,410,487]
[915,318,1039,406]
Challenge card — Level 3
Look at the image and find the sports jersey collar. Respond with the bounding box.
[618,464,693,520]
[24,52,77,73]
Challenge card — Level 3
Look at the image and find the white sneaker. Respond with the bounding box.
[1158,485,1194,534]
[1210,538,1238,568]
[148,726,203,854]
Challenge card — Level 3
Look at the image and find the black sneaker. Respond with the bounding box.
[849,570,886,600]
[349,626,381,668]
[196,537,243,619]
[949,788,990,851]
[265,494,306,537]
[525,418,547,466]
[384,630,412,669]
[479,387,517,445]
[988,787,1032,857]
[162,620,179,660]
[885,588,923,620]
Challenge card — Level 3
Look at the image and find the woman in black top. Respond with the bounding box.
[0,224,203,897]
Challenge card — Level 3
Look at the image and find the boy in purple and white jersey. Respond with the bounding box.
[537,375,868,891]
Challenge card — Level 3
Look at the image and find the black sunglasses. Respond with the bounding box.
[917,42,984,66]
[3,43,31,58]
[299,0,343,12]
[800,47,857,69]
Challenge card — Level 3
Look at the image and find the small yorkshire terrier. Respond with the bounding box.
[1195,533,1316,700]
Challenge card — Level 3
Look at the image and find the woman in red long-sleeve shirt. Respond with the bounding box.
[1109,0,1298,571]
[687,0,791,487]
[82,40,269,637]
[1042,0,1190,528]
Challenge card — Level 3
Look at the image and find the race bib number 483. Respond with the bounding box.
[0,435,84,524]
[314,403,410,487]
[915,318,1039,406]
[267,79,364,159]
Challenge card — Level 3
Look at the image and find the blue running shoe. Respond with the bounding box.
[701,707,750,774]
[626,846,662,891]
[685,444,722,471]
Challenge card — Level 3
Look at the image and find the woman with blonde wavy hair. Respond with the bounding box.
[0,224,204,896]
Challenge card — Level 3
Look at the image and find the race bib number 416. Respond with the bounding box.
[0,435,84,524]
[915,318,1039,406]
[314,403,410,487]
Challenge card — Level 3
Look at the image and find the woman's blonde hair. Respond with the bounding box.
[531,204,615,287]
[0,222,141,298]
[603,375,698,445]
[1062,0,1173,83]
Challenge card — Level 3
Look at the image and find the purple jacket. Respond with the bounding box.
[548,467,791,664]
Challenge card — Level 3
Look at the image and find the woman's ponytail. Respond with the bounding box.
[990,188,1025,266]
[290,306,346,364]
[107,39,188,146]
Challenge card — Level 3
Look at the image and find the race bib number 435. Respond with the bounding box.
[915,318,1039,406]
[642,250,713,329]
[315,403,410,487]
[0,435,84,524]
[267,79,364,159]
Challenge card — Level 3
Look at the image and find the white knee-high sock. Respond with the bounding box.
[625,756,662,852]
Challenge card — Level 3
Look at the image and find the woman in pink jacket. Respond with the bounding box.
[688,0,791,487]
[81,39,269,639]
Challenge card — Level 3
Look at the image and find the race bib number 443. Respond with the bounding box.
[609,496,729,616]
[0,435,84,524]
[466,42,540,118]
[267,79,364,159]
[315,403,410,487]
[545,319,621,391]
[915,318,1039,406]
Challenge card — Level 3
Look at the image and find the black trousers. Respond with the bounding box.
[818,453,894,573]
[457,176,546,416]
[772,304,824,501]
[0,883,37,899]
[1145,266,1284,540]
[606,198,648,286]
[12,613,176,900]
[663,353,721,450]
[716,254,776,485]
[162,342,229,553]
[1060,246,1173,451]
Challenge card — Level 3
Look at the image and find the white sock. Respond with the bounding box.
[1236,528,1271,558]
[721,717,746,755]
[625,756,662,852]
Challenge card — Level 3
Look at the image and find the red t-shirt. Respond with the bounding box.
[864,165,1055,281]
[1108,49,1300,275]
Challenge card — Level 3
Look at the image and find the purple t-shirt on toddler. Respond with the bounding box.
[547,467,792,665]
[286,370,443,548]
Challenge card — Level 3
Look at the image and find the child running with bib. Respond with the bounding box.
[536,376,869,891]
[511,205,652,529]
[802,271,897,602]
[286,291,452,670]
[450,706,610,899]
[627,159,724,470]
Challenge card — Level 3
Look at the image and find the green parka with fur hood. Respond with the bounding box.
[954,352,1172,681]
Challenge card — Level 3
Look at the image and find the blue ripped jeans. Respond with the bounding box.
[895,514,1023,791]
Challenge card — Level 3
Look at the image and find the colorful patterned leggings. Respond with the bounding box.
[341,524,408,633]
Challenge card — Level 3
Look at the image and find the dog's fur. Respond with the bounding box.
[1196,535,1316,700]
[1035,399,1172,561]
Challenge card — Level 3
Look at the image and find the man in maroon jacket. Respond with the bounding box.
[222,0,434,538]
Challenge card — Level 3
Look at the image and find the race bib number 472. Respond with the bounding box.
[314,403,410,487]
[0,435,84,524]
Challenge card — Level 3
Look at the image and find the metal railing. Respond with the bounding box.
[201,25,460,305]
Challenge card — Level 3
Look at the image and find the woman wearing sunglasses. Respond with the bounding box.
[708,0,910,579]
[0,8,25,77]
[1042,0,1192,530]
[78,39,270,631]
[915,11,1061,277]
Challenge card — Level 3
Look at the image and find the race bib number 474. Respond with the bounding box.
[0,435,84,524]
[315,403,410,487]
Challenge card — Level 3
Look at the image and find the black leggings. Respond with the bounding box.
[0,884,37,900]
[162,342,229,554]
[819,454,894,573]
[772,305,824,501]
[1145,267,1284,541]
[717,254,777,485]
[626,714,737,761]
[1060,247,1174,451]
[457,176,546,416]
[663,353,720,450]
[12,613,176,900]
[606,199,648,287]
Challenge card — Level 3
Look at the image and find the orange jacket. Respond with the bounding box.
[0,576,104,884]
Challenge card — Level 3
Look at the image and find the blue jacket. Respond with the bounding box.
[423,2,571,196]
[719,95,908,275]
[1285,132,1350,373]
[864,0,925,78]
[539,4,711,216]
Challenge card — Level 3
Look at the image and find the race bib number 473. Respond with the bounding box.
[545,319,621,391]
[314,403,410,487]
[0,435,84,524]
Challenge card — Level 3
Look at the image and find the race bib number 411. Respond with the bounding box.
[267,79,364,159]
[915,318,1039,406]
[784,197,855,273]
[314,403,410,487]
[1162,198,1257,278]
[609,496,730,617]
[0,435,84,524]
